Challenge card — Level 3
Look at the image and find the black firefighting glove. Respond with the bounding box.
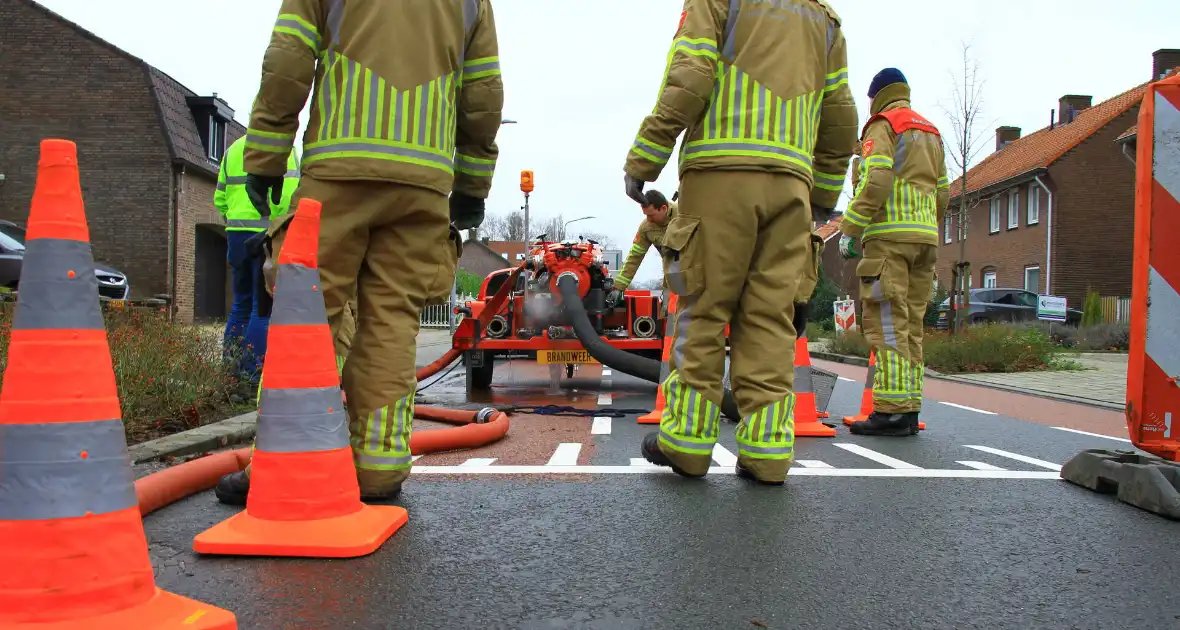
[245,231,274,317]
[793,302,809,339]
[450,192,486,230]
[245,174,284,216]
[624,173,645,204]
[812,205,834,224]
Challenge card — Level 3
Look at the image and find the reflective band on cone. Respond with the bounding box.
[193,198,407,558]
[793,334,835,437]
[637,294,678,424]
[0,139,237,629]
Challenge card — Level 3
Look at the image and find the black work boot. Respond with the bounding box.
[735,462,786,486]
[641,432,706,479]
[849,411,913,437]
[360,485,403,503]
[215,470,250,505]
[906,412,921,435]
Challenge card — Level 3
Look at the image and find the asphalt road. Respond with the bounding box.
[144,357,1180,630]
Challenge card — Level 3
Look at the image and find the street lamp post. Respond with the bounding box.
[563,215,596,240]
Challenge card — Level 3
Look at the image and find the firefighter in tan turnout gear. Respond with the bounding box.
[838,68,950,437]
[610,189,677,312]
[216,0,504,504]
[624,0,859,485]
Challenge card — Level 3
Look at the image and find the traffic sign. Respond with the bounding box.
[1037,295,1067,322]
[833,299,856,333]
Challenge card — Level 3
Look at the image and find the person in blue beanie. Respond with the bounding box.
[839,68,951,437]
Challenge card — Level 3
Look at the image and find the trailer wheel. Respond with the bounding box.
[464,350,494,391]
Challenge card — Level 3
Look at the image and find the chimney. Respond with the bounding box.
[1154,49,1180,81]
[1057,95,1092,125]
[995,126,1021,152]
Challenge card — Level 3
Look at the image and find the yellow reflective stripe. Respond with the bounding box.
[302,138,453,173]
[630,136,674,166]
[865,155,893,169]
[658,371,721,457]
[275,13,320,52]
[614,273,632,286]
[937,175,950,190]
[824,68,849,93]
[813,170,845,191]
[455,152,495,177]
[672,36,719,60]
[246,128,295,153]
[462,56,501,80]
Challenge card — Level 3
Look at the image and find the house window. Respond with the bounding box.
[1027,187,1040,224]
[1024,266,1041,293]
[207,117,226,161]
[989,198,1001,233]
[983,270,997,288]
[1007,189,1019,229]
[944,216,952,244]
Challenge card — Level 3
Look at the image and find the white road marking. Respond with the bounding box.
[460,458,497,466]
[591,416,612,434]
[711,443,737,466]
[602,369,612,377]
[795,460,833,468]
[1051,426,1132,442]
[937,401,997,415]
[546,443,582,466]
[598,393,612,405]
[629,458,650,466]
[833,443,923,469]
[838,376,856,382]
[957,460,1007,471]
[412,455,424,462]
[963,445,1061,471]
[410,465,1060,479]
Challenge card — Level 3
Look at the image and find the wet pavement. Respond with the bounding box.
[143,355,1180,629]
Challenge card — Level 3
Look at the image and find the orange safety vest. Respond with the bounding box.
[862,107,941,138]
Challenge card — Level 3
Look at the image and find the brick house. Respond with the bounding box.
[939,49,1180,309]
[817,215,860,301]
[0,0,245,323]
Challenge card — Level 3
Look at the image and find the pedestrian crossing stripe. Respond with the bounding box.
[408,465,1060,479]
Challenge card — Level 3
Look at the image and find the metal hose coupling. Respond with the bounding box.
[475,407,498,424]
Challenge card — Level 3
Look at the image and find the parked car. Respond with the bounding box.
[0,220,130,300]
[934,287,1082,330]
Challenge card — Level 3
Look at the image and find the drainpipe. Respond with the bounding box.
[1032,175,1053,294]
[169,166,184,319]
[1121,142,1136,166]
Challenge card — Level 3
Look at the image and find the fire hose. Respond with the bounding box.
[133,265,532,516]
[555,273,743,422]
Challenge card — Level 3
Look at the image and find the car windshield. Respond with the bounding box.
[0,224,26,251]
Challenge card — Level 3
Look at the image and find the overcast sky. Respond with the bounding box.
[36,0,1179,282]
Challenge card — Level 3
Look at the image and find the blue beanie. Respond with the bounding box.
[868,68,907,98]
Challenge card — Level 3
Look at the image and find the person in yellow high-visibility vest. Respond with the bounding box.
[213,134,298,385]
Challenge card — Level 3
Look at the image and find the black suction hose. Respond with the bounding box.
[557,273,742,422]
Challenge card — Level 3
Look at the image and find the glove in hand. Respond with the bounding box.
[838,234,860,259]
[450,192,486,230]
[245,174,283,216]
[624,173,646,204]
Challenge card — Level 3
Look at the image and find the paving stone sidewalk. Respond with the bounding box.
[808,338,1127,409]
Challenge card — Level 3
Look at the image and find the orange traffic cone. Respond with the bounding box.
[193,198,407,558]
[0,139,236,629]
[793,333,836,437]
[842,349,925,430]
[638,293,678,424]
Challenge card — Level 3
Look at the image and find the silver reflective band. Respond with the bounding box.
[276,17,320,49]
[271,264,329,326]
[246,131,292,148]
[658,429,715,454]
[455,153,494,176]
[14,238,104,331]
[256,387,349,453]
[303,142,453,169]
[683,141,812,167]
[632,139,672,163]
[225,176,249,185]
[355,452,414,469]
[462,59,500,75]
[794,364,814,393]
[0,419,137,520]
[285,169,300,178]
[736,443,794,456]
[226,219,270,229]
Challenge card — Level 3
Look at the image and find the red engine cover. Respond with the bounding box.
[542,243,597,302]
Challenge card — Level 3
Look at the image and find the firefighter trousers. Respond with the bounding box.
[263,175,461,496]
[856,239,938,414]
[656,170,812,483]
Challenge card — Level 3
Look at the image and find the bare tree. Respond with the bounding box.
[534,215,566,242]
[577,231,616,249]
[940,41,992,334]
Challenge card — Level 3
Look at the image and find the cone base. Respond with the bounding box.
[192,505,407,558]
[842,416,927,431]
[5,588,237,630]
[636,411,660,424]
[796,421,836,437]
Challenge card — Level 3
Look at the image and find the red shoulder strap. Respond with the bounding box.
[862,108,941,137]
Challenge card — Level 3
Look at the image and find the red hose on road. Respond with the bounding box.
[135,351,511,516]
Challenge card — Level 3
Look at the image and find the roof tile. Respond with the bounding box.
[147,67,245,177]
[949,67,1179,198]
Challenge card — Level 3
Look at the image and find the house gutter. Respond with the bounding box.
[1120,141,1137,166]
[1031,175,1053,294]
[169,164,185,316]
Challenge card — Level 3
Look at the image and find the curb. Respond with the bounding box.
[810,351,1124,412]
[127,412,257,464]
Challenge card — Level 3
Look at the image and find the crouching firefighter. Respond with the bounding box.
[838,68,950,436]
[609,189,677,318]
[215,0,504,504]
[622,0,858,485]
